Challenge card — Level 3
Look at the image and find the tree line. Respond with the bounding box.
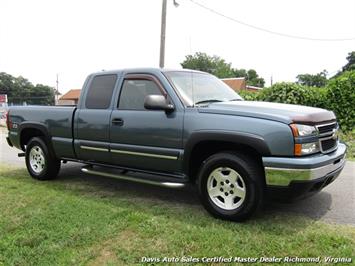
[181,51,355,88]
[181,52,265,87]
[0,73,55,105]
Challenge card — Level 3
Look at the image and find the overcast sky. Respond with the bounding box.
[1,0,354,94]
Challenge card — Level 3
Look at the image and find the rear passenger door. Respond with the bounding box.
[109,74,184,174]
[74,74,118,163]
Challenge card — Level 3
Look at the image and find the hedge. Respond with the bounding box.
[238,71,355,131]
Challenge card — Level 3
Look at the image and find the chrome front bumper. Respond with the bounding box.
[263,143,347,186]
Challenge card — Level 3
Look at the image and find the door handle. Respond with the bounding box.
[112,118,124,126]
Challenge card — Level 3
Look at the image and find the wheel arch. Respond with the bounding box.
[19,122,57,159]
[183,131,270,182]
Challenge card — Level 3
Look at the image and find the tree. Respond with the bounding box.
[342,51,355,72]
[181,52,235,78]
[181,52,265,87]
[0,72,55,105]
[331,51,355,78]
[296,70,328,87]
[232,68,265,87]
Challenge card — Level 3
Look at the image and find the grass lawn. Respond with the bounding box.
[340,130,355,161]
[0,164,354,266]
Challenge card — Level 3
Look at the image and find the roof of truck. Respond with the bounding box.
[89,68,206,76]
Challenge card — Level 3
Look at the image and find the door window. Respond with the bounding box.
[118,79,163,110]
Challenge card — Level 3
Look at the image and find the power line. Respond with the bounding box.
[189,0,355,42]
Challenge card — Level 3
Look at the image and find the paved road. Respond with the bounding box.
[1,127,354,225]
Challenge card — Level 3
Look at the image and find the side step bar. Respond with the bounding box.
[81,166,186,189]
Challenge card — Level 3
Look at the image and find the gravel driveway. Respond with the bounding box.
[1,127,354,225]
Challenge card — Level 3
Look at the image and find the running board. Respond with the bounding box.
[81,167,186,189]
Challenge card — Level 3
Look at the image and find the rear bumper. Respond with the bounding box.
[262,143,346,200]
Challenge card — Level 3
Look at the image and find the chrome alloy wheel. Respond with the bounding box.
[29,145,46,174]
[207,167,246,210]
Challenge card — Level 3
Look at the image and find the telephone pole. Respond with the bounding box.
[159,0,167,68]
[55,74,59,105]
[159,0,179,68]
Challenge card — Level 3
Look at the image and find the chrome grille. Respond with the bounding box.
[316,122,338,153]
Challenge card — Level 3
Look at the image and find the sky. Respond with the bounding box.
[1,0,354,94]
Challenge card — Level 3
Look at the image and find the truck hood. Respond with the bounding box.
[198,101,336,124]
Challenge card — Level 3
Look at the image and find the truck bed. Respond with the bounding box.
[8,106,77,158]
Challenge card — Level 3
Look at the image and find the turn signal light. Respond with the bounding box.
[294,144,302,156]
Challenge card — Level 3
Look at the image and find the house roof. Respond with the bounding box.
[60,89,81,100]
[221,78,246,91]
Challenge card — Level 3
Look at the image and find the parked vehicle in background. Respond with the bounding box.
[6,68,346,221]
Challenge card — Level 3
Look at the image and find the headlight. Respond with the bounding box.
[290,124,318,137]
[295,142,320,156]
[290,124,320,156]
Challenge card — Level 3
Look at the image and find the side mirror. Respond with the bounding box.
[144,95,174,112]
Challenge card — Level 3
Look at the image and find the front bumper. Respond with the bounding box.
[262,143,347,199]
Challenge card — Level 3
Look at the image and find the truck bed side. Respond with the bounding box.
[8,106,77,159]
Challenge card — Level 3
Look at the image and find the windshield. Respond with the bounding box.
[165,71,243,106]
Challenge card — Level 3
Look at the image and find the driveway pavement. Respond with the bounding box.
[1,127,354,225]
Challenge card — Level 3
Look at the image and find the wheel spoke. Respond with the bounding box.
[210,169,224,182]
[224,196,234,209]
[228,170,239,182]
[234,185,246,199]
[208,187,221,198]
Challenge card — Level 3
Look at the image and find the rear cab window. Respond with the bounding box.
[85,74,117,109]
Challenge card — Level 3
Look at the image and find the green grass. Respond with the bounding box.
[340,130,355,161]
[0,165,354,266]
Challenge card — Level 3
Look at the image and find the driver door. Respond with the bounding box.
[109,74,184,174]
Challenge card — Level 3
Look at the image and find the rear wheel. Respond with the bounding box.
[198,152,264,221]
[25,137,60,180]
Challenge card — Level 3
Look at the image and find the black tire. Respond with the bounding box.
[25,137,61,180]
[197,152,264,222]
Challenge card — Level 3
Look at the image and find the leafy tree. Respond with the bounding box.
[0,72,55,105]
[181,52,265,87]
[181,52,235,78]
[296,70,328,87]
[342,51,355,72]
[233,68,247,78]
[233,68,265,87]
[247,69,265,87]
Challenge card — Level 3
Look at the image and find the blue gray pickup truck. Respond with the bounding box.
[6,68,346,221]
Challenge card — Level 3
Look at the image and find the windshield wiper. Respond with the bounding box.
[230,98,243,101]
[195,99,223,106]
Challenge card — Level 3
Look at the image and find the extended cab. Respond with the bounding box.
[6,68,346,221]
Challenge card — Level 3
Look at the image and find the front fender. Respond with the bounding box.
[183,130,271,174]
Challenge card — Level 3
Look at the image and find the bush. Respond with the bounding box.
[325,71,355,131]
[238,90,259,101]
[258,82,327,108]
[238,71,354,131]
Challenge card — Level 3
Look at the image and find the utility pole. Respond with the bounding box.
[159,0,179,68]
[55,74,59,105]
[159,0,167,68]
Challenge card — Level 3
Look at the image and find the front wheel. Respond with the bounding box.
[198,152,264,221]
[25,137,61,180]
